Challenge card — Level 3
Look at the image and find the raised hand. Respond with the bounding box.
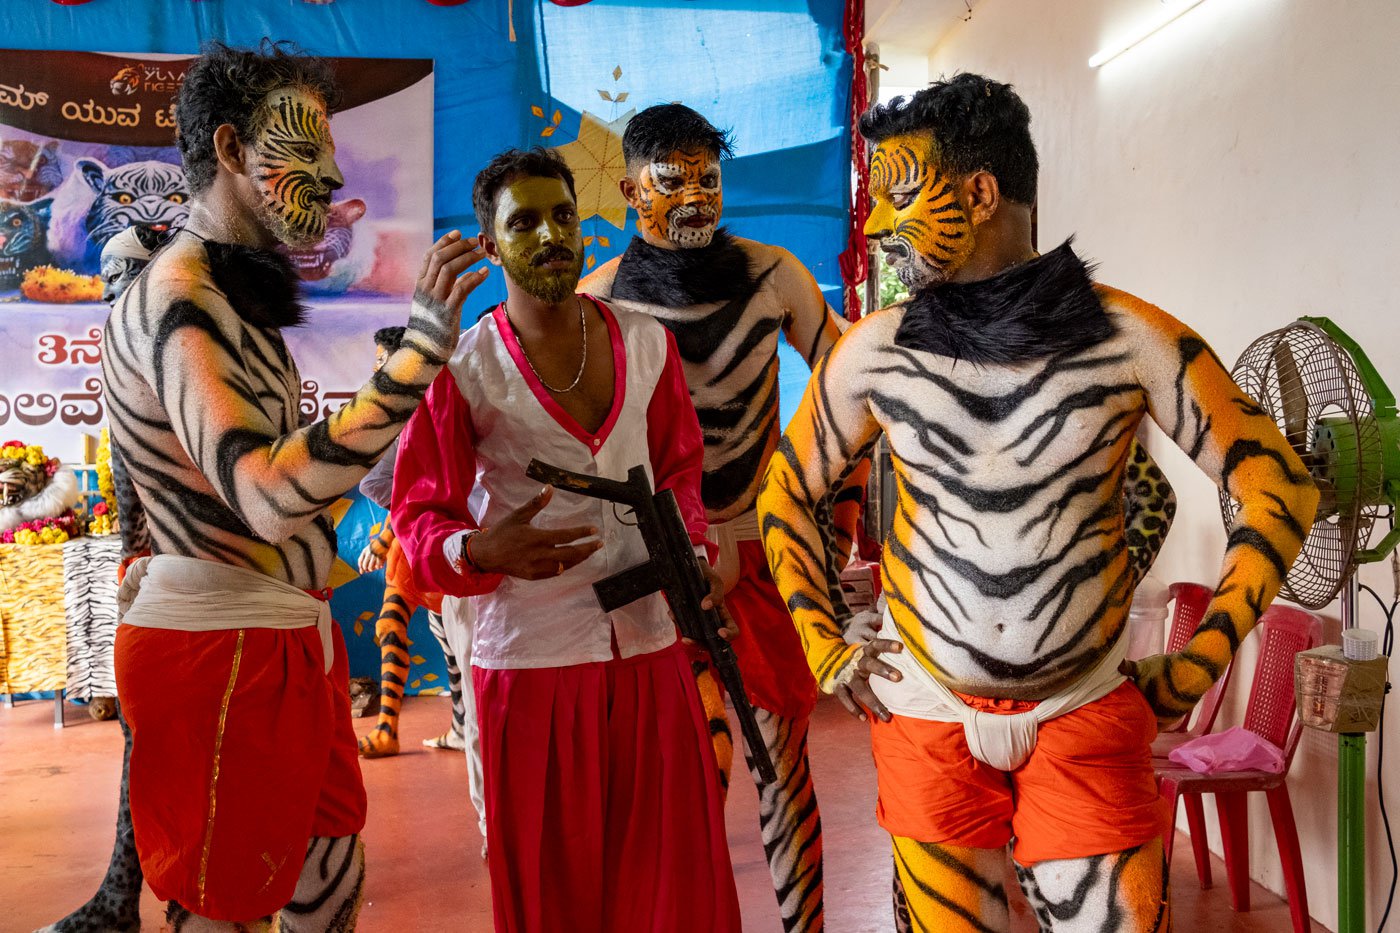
[469,486,603,581]
[407,231,489,351]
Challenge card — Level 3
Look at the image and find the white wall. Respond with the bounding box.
[926,1,1400,930]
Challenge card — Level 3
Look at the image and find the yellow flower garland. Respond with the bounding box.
[96,429,117,516]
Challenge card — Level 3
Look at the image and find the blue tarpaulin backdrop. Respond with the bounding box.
[1,0,853,696]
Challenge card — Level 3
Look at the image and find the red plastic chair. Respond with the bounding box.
[1150,583,1238,893]
[1156,605,1323,933]
[1155,582,1225,739]
[1153,584,1237,754]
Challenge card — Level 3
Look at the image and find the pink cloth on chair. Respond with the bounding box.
[1167,726,1285,774]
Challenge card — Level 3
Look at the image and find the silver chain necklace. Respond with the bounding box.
[508,296,588,393]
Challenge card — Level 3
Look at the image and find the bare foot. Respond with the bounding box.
[357,728,400,759]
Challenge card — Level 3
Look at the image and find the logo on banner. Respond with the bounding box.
[107,63,182,97]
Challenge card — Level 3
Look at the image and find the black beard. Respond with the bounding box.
[201,240,308,329]
[894,239,1115,365]
[610,227,756,306]
[501,248,582,304]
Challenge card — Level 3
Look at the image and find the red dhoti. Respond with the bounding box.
[725,538,818,720]
[115,622,367,920]
[473,641,741,933]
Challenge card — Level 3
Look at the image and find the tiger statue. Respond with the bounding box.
[758,75,1316,933]
[0,444,80,532]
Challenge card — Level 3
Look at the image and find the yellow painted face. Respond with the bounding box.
[248,88,345,247]
[865,131,974,289]
[491,175,584,303]
[633,149,722,248]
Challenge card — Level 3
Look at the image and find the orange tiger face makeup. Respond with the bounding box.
[865,132,973,289]
[248,88,344,248]
[632,149,722,249]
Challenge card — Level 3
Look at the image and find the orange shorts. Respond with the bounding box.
[870,681,1170,865]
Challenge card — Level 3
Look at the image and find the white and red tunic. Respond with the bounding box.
[392,296,740,933]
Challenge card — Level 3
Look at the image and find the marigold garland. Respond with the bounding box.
[20,265,104,304]
[0,510,81,545]
[96,428,118,518]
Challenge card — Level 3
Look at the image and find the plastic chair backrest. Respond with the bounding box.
[1162,582,1221,735]
[1166,582,1213,653]
[1243,605,1324,767]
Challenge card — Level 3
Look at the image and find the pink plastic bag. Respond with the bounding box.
[1167,726,1286,775]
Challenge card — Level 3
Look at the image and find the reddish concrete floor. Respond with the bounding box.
[2,694,1319,932]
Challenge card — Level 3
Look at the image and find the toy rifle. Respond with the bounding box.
[525,458,777,784]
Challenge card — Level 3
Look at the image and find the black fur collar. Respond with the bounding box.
[201,238,308,329]
[611,227,757,306]
[894,240,1114,365]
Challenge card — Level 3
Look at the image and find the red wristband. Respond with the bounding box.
[463,528,486,573]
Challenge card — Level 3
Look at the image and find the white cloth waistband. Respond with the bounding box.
[706,509,762,594]
[869,610,1130,771]
[118,555,335,674]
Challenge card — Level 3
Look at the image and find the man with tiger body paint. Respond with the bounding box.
[579,104,859,933]
[758,73,1318,932]
[393,147,739,933]
[100,41,489,931]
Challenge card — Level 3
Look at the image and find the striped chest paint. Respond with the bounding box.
[869,318,1147,697]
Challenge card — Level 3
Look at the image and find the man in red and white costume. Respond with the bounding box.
[392,147,740,933]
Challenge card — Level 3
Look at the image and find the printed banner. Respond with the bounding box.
[0,48,434,459]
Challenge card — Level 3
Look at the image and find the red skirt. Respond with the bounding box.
[115,623,366,921]
[473,641,740,933]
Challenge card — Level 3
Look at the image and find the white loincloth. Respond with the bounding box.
[118,555,334,673]
[869,608,1130,771]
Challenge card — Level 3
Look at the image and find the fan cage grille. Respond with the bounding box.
[1223,321,1383,610]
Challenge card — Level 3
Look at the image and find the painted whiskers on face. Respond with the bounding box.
[252,89,343,247]
[636,151,722,249]
[867,133,973,289]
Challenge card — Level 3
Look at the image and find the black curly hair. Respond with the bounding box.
[373,326,406,353]
[859,73,1038,205]
[472,147,577,235]
[176,39,341,195]
[621,103,734,172]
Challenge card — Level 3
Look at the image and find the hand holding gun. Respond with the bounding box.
[525,458,778,784]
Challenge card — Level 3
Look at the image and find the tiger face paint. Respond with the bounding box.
[632,149,722,249]
[865,132,973,289]
[247,88,344,248]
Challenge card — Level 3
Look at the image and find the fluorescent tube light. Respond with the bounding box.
[1089,0,1210,68]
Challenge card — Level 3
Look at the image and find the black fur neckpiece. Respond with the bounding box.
[611,227,757,306]
[200,237,308,329]
[894,240,1114,365]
